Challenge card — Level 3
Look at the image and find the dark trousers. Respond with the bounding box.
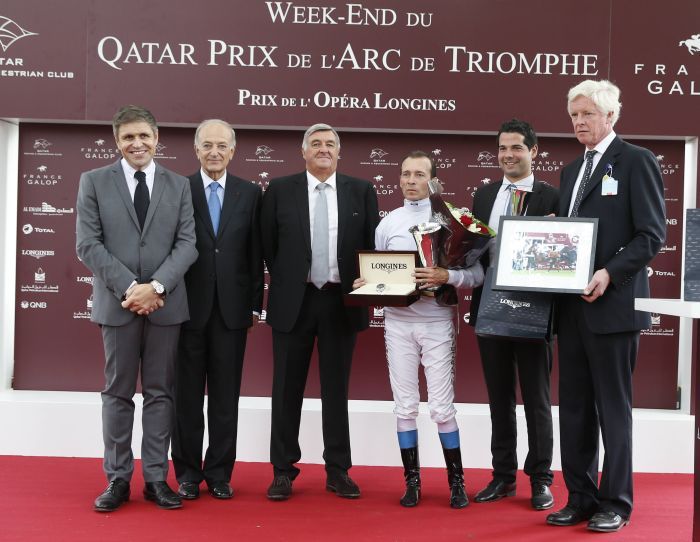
[476,336,554,485]
[270,284,357,479]
[172,297,248,485]
[557,296,637,518]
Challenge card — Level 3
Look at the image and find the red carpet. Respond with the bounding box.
[0,456,691,541]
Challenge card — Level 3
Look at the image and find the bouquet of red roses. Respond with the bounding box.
[428,178,495,270]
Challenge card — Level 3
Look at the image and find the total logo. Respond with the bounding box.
[648,266,676,277]
[462,312,471,324]
[246,144,284,164]
[19,300,47,309]
[360,148,398,167]
[22,224,56,235]
[24,138,63,157]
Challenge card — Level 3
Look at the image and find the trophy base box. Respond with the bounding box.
[344,250,421,307]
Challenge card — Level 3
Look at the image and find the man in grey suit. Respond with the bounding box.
[76,105,198,512]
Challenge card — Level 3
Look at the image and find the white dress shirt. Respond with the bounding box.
[201,168,226,206]
[121,158,155,200]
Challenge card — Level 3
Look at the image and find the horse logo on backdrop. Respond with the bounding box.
[679,34,700,55]
[0,16,37,52]
[256,145,274,156]
[370,148,388,159]
[477,151,496,162]
[33,139,52,150]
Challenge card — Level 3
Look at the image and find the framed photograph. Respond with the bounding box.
[492,216,598,294]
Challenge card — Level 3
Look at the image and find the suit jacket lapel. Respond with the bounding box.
[560,156,583,215]
[190,172,215,239]
[143,164,165,234]
[294,173,311,253]
[218,173,242,237]
[336,175,349,254]
[111,161,141,231]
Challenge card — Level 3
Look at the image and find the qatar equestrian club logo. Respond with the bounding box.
[679,33,700,55]
[0,16,37,52]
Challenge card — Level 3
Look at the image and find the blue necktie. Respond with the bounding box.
[208,181,221,234]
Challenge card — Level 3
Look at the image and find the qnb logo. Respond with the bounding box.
[0,16,37,53]
[20,300,47,309]
[370,148,388,159]
[679,34,700,55]
[256,145,274,156]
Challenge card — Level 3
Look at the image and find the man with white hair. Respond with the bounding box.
[261,123,379,501]
[546,80,665,532]
[172,119,263,501]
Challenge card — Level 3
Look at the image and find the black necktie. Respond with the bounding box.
[570,150,597,217]
[134,170,149,230]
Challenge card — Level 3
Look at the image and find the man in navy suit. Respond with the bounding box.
[469,119,558,511]
[261,123,379,500]
[546,80,665,532]
[172,119,263,501]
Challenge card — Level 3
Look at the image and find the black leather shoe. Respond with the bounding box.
[474,479,516,503]
[531,483,554,510]
[208,481,233,499]
[267,475,292,501]
[143,481,183,509]
[177,481,200,500]
[546,505,594,526]
[326,473,361,499]
[94,479,130,512]
[587,511,629,532]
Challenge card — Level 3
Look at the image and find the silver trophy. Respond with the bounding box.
[408,221,442,291]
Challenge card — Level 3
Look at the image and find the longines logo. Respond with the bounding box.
[76,275,94,285]
[21,249,54,259]
[23,202,74,216]
[0,16,37,52]
[632,34,699,96]
[499,298,531,309]
[360,147,397,167]
[0,15,74,80]
[22,224,55,235]
[23,138,63,157]
[246,144,284,164]
[23,167,62,186]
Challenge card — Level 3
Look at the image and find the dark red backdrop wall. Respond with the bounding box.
[13,124,684,408]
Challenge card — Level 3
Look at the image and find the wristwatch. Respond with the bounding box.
[150,280,165,296]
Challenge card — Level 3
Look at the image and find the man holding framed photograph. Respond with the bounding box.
[546,80,665,533]
[469,119,559,511]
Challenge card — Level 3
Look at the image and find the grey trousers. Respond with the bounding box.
[100,318,180,483]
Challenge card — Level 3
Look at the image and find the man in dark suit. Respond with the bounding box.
[76,105,198,512]
[469,119,559,511]
[546,80,665,532]
[261,123,379,500]
[171,120,263,501]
